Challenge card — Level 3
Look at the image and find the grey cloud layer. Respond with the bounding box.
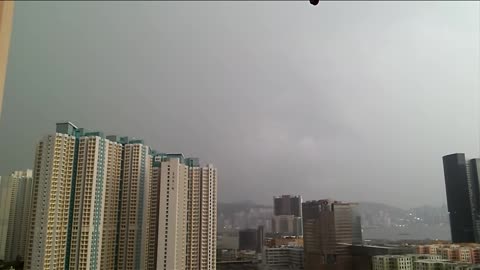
[0,2,478,208]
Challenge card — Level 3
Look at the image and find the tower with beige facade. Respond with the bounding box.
[186,160,218,270]
[69,132,123,270]
[155,154,189,270]
[25,122,77,270]
[149,155,218,270]
[116,139,151,270]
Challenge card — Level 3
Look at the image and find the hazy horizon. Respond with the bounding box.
[0,2,478,209]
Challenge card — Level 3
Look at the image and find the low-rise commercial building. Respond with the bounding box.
[263,247,304,270]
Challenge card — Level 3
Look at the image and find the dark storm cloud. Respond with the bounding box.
[0,1,478,208]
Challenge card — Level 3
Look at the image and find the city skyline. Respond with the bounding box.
[0,2,479,209]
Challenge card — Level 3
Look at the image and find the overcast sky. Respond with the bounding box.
[0,1,478,208]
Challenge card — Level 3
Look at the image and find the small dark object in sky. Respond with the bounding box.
[310,0,319,6]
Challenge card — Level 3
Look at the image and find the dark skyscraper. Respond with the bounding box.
[442,153,478,243]
[274,195,302,217]
[238,229,258,251]
[302,200,354,270]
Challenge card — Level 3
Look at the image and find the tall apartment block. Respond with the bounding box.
[117,139,151,270]
[101,136,123,270]
[25,123,77,270]
[302,199,355,270]
[0,170,33,261]
[192,163,217,270]
[149,155,218,270]
[442,153,480,243]
[24,122,217,270]
[154,155,189,270]
[69,132,123,270]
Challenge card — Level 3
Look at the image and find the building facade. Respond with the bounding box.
[3,170,34,262]
[117,140,151,270]
[272,195,303,237]
[69,133,123,270]
[442,153,479,243]
[23,122,218,270]
[25,123,77,270]
[155,156,189,270]
[272,215,303,237]
[372,255,443,270]
[185,162,218,270]
[302,200,355,270]
[263,247,304,270]
[274,195,302,217]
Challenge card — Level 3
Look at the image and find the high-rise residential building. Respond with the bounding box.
[148,155,217,270]
[101,135,123,270]
[302,199,355,270]
[69,132,123,270]
[4,170,34,262]
[274,195,302,217]
[442,153,480,243]
[117,139,151,270]
[25,123,77,270]
[146,154,162,270]
[155,155,189,270]
[24,122,218,270]
[191,163,217,270]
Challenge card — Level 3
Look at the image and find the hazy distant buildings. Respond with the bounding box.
[272,215,303,237]
[272,195,303,236]
[302,199,356,270]
[0,170,33,261]
[274,195,302,217]
[442,153,480,243]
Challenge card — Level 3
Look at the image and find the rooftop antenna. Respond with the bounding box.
[310,0,319,6]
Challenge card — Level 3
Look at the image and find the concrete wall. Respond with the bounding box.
[0,1,14,117]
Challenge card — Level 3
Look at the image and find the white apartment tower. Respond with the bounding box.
[155,156,189,270]
[185,159,218,270]
[25,122,77,270]
[198,164,218,270]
